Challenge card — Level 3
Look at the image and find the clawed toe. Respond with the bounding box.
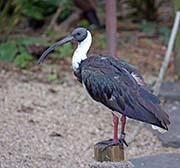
[119,132,128,147]
[98,138,127,151]
[96,132,128,151]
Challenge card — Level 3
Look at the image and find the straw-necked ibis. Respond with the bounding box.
[38,27,170,147]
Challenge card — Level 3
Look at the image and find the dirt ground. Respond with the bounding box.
[0,65,180,168]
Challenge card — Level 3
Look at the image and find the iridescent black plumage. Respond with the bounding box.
[38,27,170,146]
[75,56,170,130]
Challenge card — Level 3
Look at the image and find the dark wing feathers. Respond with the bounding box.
[136,93,170,128]
[80,56,170,130]
[139,87,160,104]
[105,56,145,83]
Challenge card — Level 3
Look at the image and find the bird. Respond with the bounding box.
[38,27,170,147]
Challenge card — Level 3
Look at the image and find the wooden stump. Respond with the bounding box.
[94,139,124,162]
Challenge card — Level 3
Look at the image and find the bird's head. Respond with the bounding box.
[71,27,88,42]
[37,27,89,64]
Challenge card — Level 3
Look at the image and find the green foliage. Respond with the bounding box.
[51,43,73,59]
[14,0,74,21]
[58,9,72,22]
[57,7,74,23]
[0,0,74,34]
[139,21,157,33]
[14,0,60,20]
[99,34,106,49]
[14,53,34,68]
[47,73,59,82]
[17,37,45,46]
[0,0,21,33]
[44,26,57,37]
[77,19,90,28]
[0,34,73,68]
[0,36,45,68]
[57,0,74,22]
[159,26,170,45]
[15,36,45,67]
[0,41,17,61]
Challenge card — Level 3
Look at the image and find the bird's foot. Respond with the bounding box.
[98,138,128,151]
[98,139,119,151]
[96,133,128,151]
[119,132,128,147]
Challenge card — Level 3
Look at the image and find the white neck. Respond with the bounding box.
[72,31,92,71]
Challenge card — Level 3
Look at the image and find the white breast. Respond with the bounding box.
[72,31,92,71]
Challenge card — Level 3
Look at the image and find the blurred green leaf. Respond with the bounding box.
[0,41,17,61]
[140,21,157,33]
[14,53,34,68]
[159,26,170,45]
[45,26,57,37]
[100,34,106,49]
[18,45,27,53]
[51,43,73,59]
[57,8,73,23]
[78,19,90,28]
[14,0,74,21]
[17,37,45,46]
[25,7,43,20]
[48,73,58,82]
[14,0,55,20]
[15,0,43,20]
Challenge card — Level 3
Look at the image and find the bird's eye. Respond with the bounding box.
[77,32,81,36]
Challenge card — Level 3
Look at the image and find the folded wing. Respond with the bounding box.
[81,56,170,129]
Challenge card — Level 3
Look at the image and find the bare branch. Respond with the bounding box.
[49,5,63,29]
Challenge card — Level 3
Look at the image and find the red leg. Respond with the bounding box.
[120,115,128,146]
[99,114,127,148]
[120,115,126,133]
[112,113,119,143]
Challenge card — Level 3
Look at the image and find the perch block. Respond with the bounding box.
[94,139,124,162]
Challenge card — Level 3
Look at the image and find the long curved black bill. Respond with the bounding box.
[37,35,74,64]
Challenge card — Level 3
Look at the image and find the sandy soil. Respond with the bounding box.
[0,67,179,168]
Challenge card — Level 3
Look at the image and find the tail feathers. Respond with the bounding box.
[121,85,170,131]
[151,125,168,134]
[137,88,170,130]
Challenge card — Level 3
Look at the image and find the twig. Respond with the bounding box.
[54,10,81,32]
[49,5,63,29]
[154,11,180,96]
[46,11,81,42]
